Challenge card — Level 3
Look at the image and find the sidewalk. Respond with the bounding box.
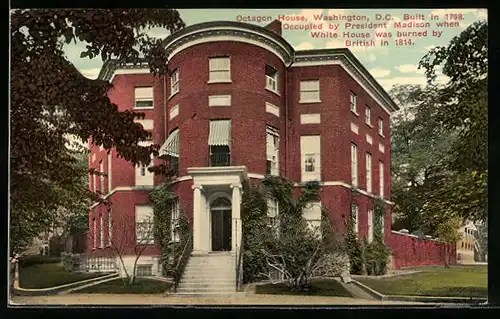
[10,293,432,306]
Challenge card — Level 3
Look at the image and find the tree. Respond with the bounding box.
[474,220,488,262]
[10,9,185,253]
[389,84,457,233]
[422,215,462,268]
[104,204,155,285]
[253,176,344,291]
[419,20,488,222]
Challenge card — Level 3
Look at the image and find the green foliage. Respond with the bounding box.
[149,183,190,276]
[418,20,487,222]
[365,198,390,276]
[345,203,365,275]
[10,9,185,253]
[241,176,344,290]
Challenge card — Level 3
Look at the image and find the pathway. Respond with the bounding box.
[10,293,433,305]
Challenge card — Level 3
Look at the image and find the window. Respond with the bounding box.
[135,87,153,109]
[365,106,371,125]
[99,214,104,248]
[366,153,372,193]
[265,65,279,93]
[135,205,154,244]
[303,202,322,236]
[380,214,385,236]
[379,161,384,197]
[350,93,357,114]
[301,114,321,124]
[170,69,179,95]
[136,264,153,277]
[92,172,97,193]
[209,57,231,82]
[352,205,359,236]
[351,143,358,186]
[108,152,112,192]
[108,210,112,246]
[367,209,373,243]
[378,118,384,137]
[171,198,180,243]
[99,160,105,193]
[135,142,154,186]
[299,80,320,103]
[300,135,321,182]
[266,127,280,176]
[267,199,279,235]
[209,120,231,167]
[92,217,96,249]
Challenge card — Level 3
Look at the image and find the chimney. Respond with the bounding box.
[265,19,282,37]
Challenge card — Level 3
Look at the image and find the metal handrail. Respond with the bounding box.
[173,234,192,293]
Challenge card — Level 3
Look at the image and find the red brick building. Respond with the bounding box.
[88,20,401,281]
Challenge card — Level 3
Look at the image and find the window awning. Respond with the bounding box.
[159,129,179,157]
[209,120,231,147]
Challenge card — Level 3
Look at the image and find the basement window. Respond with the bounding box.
[136,264,153,277]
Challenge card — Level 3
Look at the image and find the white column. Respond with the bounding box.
[200,191,208,252]
[192,184,203,252]
[230,183,242,252]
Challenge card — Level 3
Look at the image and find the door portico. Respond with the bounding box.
[188,166,247,254]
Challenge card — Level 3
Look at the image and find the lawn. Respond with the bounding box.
[19,262,107,289]
[356,265,487,298]
[255,278,353,297]
[76,278,172,294]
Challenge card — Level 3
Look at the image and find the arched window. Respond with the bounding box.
[211,197,231,210]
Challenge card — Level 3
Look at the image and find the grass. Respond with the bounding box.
[356,265,487,298]
[255,278,353,297]
[19,262,107,289]
[76,278,172,294]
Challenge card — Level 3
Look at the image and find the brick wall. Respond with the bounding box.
[387,231,457,269]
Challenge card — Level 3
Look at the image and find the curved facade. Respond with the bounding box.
[88,20,402,280]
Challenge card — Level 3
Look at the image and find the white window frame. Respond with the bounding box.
[108,209,112,247]
[208,57,231,83]
[379,161,384,197]
[380,214,385,236]
[171,199,180,243]
[365,106,371,126]
[135,143,154,186]
[299,80,320,103]
[366,153,372,193]
[351,143,358,186]
[92,173,97,193]
[99,160,104,194]
[107,152,112,193]
[267,199,279,236]
[170,69,179,96]
[136,264,153,277]
[378,118,385,137]
[135,205,154,245]
[134,87,154,110]
[265,65,279,94]
[92,217,96,249]
[99,214,104,248]
[367,209,373,243]
[301,135,321,182]
[352,205,359,236]
[350,93,358,115]
[266,127,280,176]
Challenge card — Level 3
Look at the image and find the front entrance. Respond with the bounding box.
[210,198,232,251]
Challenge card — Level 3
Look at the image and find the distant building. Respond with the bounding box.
[456,220,477,264]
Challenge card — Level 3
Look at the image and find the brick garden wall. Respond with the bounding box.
[387,231,457,269]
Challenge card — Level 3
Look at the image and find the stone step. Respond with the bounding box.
[176,289,237,294]
[179,283,236,289]
[181,274,235,279]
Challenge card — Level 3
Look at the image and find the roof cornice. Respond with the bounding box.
[97,21,398,112]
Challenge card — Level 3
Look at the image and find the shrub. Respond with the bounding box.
[18,255,61,267]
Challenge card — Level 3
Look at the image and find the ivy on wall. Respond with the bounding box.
[365,197,390,276]
[149,183,191,276]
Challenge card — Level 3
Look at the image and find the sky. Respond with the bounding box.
[65,8,487,92]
